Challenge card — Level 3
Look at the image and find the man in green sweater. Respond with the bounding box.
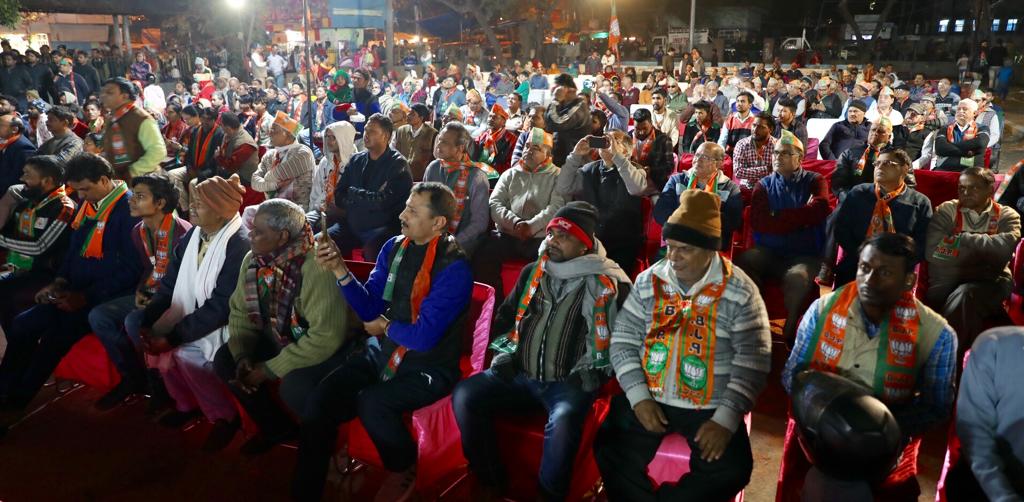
[213,198,352,456]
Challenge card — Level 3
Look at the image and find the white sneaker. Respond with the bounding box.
[373,467,417,502]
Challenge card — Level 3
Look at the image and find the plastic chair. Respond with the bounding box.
[913,170,961,209]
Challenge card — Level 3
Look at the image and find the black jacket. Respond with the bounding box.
[819,119,870,160]
[934,124,990,172]
[335,147,412,234]
[635,129,674,192]
[545,97,590,166]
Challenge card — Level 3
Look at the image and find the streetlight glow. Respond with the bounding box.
[226,0,246,10]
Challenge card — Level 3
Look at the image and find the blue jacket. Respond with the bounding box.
[0,134,36,196]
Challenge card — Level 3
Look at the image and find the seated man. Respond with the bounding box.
[423,122,491,256]
[650,87,680,149]
[0,155,76,328]
[654,142,742,252]
[954,327,1024,500]
[251,111,315,211]
[0,114,37,197]
[301,182,473,502]
[832,117,893,201]
[474,128,565,295]
[453,201,631,500]
[738,131,830,342]
[919,98,990,172]
[557,131,649,274]
[597,189,772,501]
[89,173,191,410]
[0,153,142,417]
[213,199,352,455]
[390,104,436,181]
[307,121,357,234]
[135,175,250,450]
[818,100,869,161]
[212,112,259,187]
[35,105,83,163]
[779,233,957,501]
[629,108,674,193]
[829,148,932,286]
[925,167,1019,353]
[470,103,519,175]
[717,91,756,155]
[679,101,721,155]
[510,105,546,166]
[773,98,809,152]
[332,113,412,259]
[732,112,777,193]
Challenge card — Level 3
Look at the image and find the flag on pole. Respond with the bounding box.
[608,0,620,57]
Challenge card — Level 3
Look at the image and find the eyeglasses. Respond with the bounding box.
[693,154,724,162]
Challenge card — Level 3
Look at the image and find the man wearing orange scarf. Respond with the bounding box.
[829,148,932,285]
[305,182,472,502]
[0,114,37,197]
[0,153,142,422]
[471,103,519,174]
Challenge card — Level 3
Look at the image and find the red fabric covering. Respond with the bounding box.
[676,153,735,179]
[53,334,121,392]
[240,186,265,214]
[646,413,751,502]
[800,159,838,208]
[500,259,531,298]
[776,415,921,502]
[913,170,961,209]
[804,138,819,162]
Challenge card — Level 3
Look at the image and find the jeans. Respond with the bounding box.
[291,339,458,501]
[451,369,597,500]
[88,295,146,385]
[0,303,92,405]
[0,268,52,330]
[273,72,285,90]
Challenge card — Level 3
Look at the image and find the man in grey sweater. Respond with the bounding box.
[35,106,83,163]
[596,188,771,501]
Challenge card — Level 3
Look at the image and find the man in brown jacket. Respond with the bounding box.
[99,77,165,181]
[390,103,436,181]
[214,112,259,185]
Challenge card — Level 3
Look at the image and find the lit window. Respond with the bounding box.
[938,19,949,33]
[1008,19,1019,31]
[954,19,965,32]
[992,19,1000,31]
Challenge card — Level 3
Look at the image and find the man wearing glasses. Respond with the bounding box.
[925,167,1020,354]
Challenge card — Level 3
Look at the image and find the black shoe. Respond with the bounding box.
[157,409,202,428]
[144,369,172,417]
[95,380,143,411]
[202,417,241,452]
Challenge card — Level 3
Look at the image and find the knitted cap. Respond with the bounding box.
[490,103,508,119]
[662,189,721,251]
[547,201,598,250]
[273,110,301,137]
[196,174,245,220]
[848,99,868,113]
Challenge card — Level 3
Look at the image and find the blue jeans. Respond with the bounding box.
[451,369,597,500]
[88,295,146,385]
[273,72,285,90]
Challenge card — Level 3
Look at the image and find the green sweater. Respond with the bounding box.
[227,247,350,378]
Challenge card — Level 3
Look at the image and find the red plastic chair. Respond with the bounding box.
[500,259,531,299]
[1008,241,1024,326]
[646,414,752,501]
[675,153,735,179]
[913,170,961,209]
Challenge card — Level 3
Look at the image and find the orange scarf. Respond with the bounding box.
[71,181,128,258]
[0,133,22,150]
[380,235,441,380]
[190,126,217,171]
[867,182,906,238]
[323,156,342,210]
[855,145,878,176]
[946,121,978,142]
[138,213,177,292]
[107,103,136,166]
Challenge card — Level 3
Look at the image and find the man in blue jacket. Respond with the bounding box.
[0,114,37,196]
[302,181,473,502]
[0,153,141,423]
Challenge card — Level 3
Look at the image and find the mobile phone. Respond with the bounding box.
[588,136,610,149]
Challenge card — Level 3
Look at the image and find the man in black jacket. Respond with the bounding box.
[0,52,33,112]
[332,113,412,259]
[831,117,893,200]
[629,108,673,193]
[22,50,55,103]
[818,99,870,160]
[73,51,102,100]
[545,73,590,166]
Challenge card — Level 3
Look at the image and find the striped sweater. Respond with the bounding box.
[610,255,772,432]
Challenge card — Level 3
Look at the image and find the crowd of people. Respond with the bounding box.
[0,36,1023,502]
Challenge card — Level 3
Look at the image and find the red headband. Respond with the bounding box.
[546,216,593,250]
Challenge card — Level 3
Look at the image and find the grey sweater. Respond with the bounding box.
[610,255,772,432]
[36,132,83,163]
[423,160,490,256]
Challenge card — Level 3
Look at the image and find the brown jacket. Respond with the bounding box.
[391,123,437,181]
[102,105,151,180]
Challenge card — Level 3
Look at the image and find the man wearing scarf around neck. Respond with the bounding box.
[88,173,191,411]
[833,117,894,200]
[920,98,990,172]
[454,201,631,501]
[475,127,565,297]
[655,142,742,253]
[136,175,251,451]
[828,148,932,286]
[423,122,491,256]
[213,199,352,456]
[307,120,357,234]
[679,101,721,155]
[0,154,142,426]
[596,189,771,502]
[925,168,1019,356]
[778,233,956,501]
[98,77,165,180]
[251,111,316,211]
[306,182,472,502]
[0,114,37,197]
[0,155,76,328]
[471,103,519,175]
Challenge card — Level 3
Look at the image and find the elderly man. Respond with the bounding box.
[250,111,316,211]
[213,199,352,456]
[919,99,990,172]
[0,154,142,419]
[557,131,650,273]
[475,128,565,296]
[454,201,631,501]
[819,100,870,161]
[655,141,742,252]
[779,233,957,501]
[460,89,489,136]
[732,112,777,192]
[828,148,932,286]
[597,188,772,501]
[832,117,894,200]
[933,78,960,122]
[0,114,37,197]
[545,73,590,166]
[738,131,830,342]
[305,182,473,502]
[423,122,491,256]
[630,108,674,192]
[472,103,519,174]
[925,167,1019,353]
[390,104,436,181]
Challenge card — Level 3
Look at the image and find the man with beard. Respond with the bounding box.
[350,68,381,135]
[679,102,721,155]
[453,201,631,501]
[650,88,679,149]
[432,76,466,127]
[629,109,673,193]
[544,73,590,166]
[471,103,518,174]
[0,155,76,328]
[717,91,756,155]
[732,113,777,192]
